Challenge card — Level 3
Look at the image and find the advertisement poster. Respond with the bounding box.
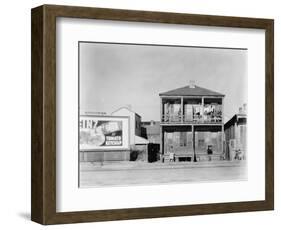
[79,115,129,150]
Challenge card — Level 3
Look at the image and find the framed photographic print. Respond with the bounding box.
[31,4,274,225]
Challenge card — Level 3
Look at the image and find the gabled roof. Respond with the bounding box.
[224,113,247,129]
[159,85,224,97]
[111,106,141,117]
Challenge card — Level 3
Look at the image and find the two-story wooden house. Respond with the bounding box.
[159,83,225,162]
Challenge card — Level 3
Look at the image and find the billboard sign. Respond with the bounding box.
[79,115,129,151]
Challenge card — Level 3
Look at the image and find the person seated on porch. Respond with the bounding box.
[168,146,175,162]
[207,145,213,154]
[207,145,213,161]
[234,149,243,160]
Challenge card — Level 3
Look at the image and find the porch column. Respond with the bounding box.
[221,125,224,157]
[201,97,204,111]
[221,97,224,123]
[181,96,183,123]
[160,97,163,122]
[192,125,197,162]
[160,126,163,154]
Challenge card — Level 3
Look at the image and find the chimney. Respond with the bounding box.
[239,107,243,114]
[243,103,247,114]
[189,80,195,88]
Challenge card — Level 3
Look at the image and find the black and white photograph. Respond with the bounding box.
[78,42,248,188]
[28,2,274,225]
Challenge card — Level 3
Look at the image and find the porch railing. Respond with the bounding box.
[161,114,222,124]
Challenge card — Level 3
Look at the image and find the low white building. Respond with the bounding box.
[112,107,149,161]
[111,107,148,146]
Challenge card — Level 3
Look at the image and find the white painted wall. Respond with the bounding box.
[112,107,136,145]
[0,0,279,229]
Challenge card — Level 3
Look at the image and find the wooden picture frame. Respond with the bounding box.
[31,4,274,225]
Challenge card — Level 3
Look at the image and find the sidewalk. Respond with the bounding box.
[80,160,246,171]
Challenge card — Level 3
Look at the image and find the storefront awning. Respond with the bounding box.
[135,135,149,145]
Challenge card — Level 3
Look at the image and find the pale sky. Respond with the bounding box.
[79,42,247,122]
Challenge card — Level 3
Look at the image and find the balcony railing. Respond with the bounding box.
[161,114,222,124]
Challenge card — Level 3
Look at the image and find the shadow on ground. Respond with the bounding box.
[18,212,31,221]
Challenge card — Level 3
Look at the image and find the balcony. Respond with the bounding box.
[161,114,222,124]
[160,97,223,125]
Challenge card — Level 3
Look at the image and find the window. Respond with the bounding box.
[180,132,187,146]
